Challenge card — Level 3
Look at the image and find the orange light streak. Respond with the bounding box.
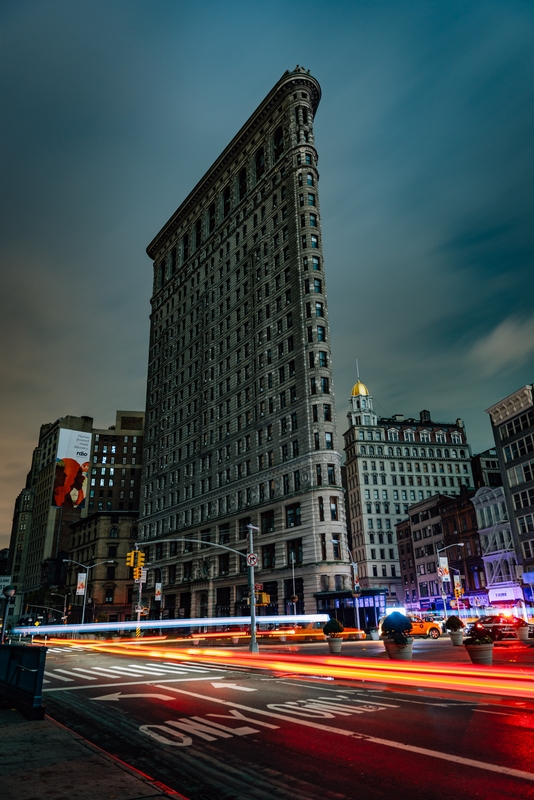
[39,637,534,701]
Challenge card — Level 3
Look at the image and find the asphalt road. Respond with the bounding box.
[42,643,534,800]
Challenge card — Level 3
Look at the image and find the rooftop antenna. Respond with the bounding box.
[356,357,360,381]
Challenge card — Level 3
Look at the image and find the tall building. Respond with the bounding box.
[7,411,144,625]
[471,485,521,606]
[486,384,534,585]
[7,415,94,621]
[139,67,350,620]
[343,378,474,602]
[65,410,144,623]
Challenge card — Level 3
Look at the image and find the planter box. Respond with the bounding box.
[516,627,530,643]
[369,631,380,641]
[449,630,464,646]
[465,643,493,666]
[327,638,343,654]
[384,638,413,661]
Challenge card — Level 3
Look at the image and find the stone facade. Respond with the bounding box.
[343,379,474,602]
[139,68,350,619]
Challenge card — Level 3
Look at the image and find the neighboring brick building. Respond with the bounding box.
[471,447,502,489]
[139,67,350,620]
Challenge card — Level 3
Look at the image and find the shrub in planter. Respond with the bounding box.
[514,618,530,642]
[381,612,412,645]
[323,618,344,638]
[444,615,464,632]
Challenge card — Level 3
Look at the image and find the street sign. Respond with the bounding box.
[254,583,263,591]
[135,568,148,584]
[0,576,13,592]
[246,554,258,567]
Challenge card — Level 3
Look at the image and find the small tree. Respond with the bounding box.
[323,618,344,638]
[381,612,412,645]
[444,615,464,632]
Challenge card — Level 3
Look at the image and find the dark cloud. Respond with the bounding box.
[1,0,534,545]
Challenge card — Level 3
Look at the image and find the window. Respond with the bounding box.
[330,497,338,521]
[223,186,231,217]
[325,432,333,450]
[321,377,330,394]
[323,404,332,421]
[317,326,326,341]
[274,126,284,160]
[219,553,230,576]
[104,587,114,604]
[286,503,301,528]
[259,509,274,534]
[307,173,314,186]
[287,537,303,565]
[262,543,276,568]
[238,167,247,200]
[327,464,335,484]
[256,147,265,179]
[311,235,319,248]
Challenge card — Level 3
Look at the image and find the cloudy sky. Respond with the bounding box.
[1,0,533,548]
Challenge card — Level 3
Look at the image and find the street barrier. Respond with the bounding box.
[0,644,47,719]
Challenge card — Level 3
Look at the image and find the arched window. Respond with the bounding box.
[377,446,383,455]
[360,446,366,454]
[412,448,417,457]
[369,446,375,455]
[238,167,247,200]
[403,448,409,457]
[307,173,314,186]
[223,186,231,217]
[255,148,265,180]
[436,449,442,457]
[428,448,434,457]
[420,448,426,457]
[395,447,401,457]
[274,127,284,160]
[444,449,450,458]
[209,202,216,233]
[388,447,393,456]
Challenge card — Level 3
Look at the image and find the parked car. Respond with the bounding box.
[466,615,529,641]
[379,614,442,639]
[258,621,366,642]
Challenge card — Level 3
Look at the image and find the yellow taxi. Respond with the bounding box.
[379,614,442,639]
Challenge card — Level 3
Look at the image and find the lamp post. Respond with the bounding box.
[63,559,115,625]
[50,591,69,624]
[1,586,15,645]
[139,530,260,654]
[437,543,465,619]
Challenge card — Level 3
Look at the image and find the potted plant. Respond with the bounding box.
[464,625,494,665]
[444,615,464,646]
[381,612,413,661]
[323,618,344,653]
[368,627,380,641]
[514,618,530,643]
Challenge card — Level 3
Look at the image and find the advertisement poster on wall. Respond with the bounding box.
[52,429,91,508]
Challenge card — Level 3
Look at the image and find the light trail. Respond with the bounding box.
[12,613,327,636]
[40,638,534,701]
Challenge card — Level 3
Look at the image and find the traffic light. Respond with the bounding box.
[133,566,143,580]
[137,552,146,568]
[126,551,135,567]
[455,588,462,598]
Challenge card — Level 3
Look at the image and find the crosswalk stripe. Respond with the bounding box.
[44,670,72,682]
[54,669,96,680]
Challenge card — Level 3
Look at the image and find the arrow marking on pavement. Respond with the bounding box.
[211,682,257,692]
[92,692,174,702]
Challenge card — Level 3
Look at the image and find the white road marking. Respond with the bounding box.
[44,675,224,692]
[92,692,174,702]
[155,685,534,783]
[92,666,145,677]
[211,682,257,692]
[53,669,96,680]
[44,671,73,682]
[126,664,169,675]
[473,709,516,717]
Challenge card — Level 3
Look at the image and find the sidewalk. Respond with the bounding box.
[0,706,187,800]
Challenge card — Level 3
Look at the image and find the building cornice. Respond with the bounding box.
[485,385,533,426]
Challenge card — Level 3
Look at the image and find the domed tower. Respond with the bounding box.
[348,378,377,428]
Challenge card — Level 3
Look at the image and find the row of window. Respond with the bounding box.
[513,487,534,511]
[499,409,534,441]
[359,445,467,458]
[504,433,534,463]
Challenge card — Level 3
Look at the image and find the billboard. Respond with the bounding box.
[52,428,91,508]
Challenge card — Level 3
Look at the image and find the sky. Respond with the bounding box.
[1,0,533,548]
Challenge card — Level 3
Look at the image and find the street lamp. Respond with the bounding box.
[1,586,15,645]
[437,543,465,618]
[63,559,115,625]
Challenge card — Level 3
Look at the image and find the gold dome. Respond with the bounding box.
[351,380,369,397]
